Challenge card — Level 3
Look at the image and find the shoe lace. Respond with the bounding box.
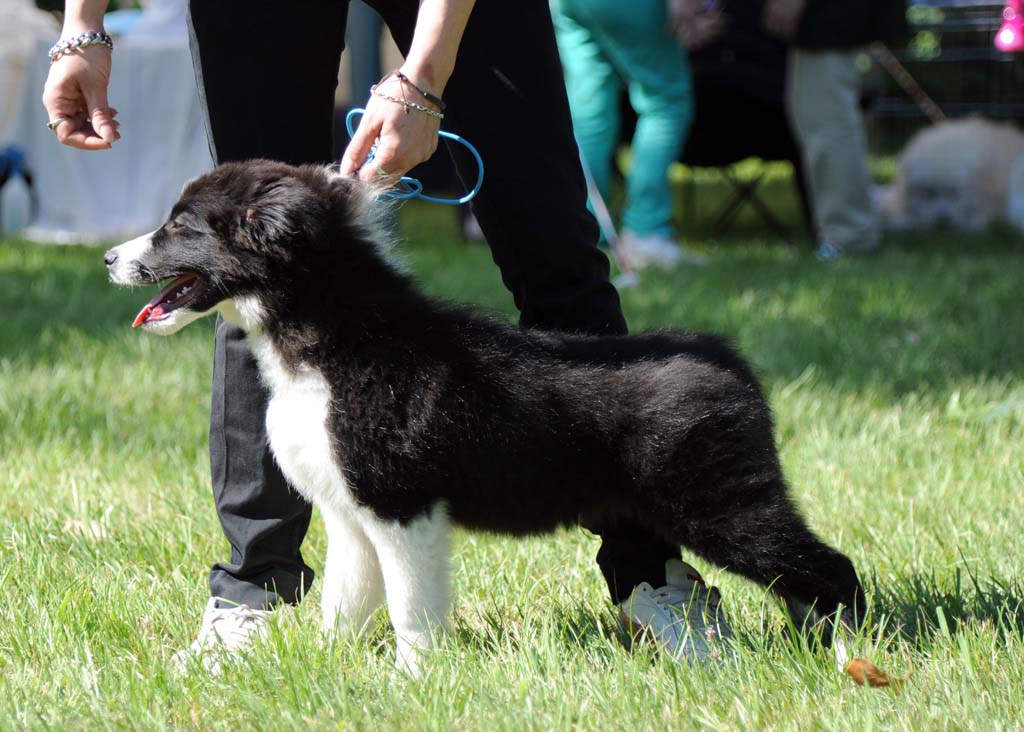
[651,584,694,609]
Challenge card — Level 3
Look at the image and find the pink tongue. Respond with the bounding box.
[131,304,165,328]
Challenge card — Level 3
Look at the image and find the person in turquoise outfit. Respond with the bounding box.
[552,0,710,268]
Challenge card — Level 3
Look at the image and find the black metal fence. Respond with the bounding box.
[869,1,1024,152]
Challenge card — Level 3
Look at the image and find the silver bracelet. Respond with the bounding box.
[48,31,114,63]
[370,85,445,120]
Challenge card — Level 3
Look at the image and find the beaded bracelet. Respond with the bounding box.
[48,31,114,63]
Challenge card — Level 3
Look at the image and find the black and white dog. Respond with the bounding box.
[105,161,865,671]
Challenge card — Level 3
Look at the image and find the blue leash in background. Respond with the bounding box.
[345,108,484,205]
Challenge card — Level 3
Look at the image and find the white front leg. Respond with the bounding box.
[362,506,451,675]
[320,507,386,635]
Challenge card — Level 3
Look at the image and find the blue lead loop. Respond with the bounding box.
[344,107,484,205]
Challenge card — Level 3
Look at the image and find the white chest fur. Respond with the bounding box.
[230,297,454,674]
[247,334,353,513]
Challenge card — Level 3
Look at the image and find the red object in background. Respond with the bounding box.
[995,0,1024,52]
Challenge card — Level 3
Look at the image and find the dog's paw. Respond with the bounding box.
[394,630,436,677]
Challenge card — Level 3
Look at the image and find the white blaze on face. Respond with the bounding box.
[107,230,157,285]
[105,227,230,336]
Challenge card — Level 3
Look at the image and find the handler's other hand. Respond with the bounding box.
[339,73,441,184]
[42,42,120,150]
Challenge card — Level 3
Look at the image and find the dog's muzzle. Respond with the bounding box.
[105,230,158,285]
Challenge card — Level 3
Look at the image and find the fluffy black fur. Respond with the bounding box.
[113,160,866,629]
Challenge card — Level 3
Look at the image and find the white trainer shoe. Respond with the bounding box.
[619,230,708,270]
[619,559,734,662]
[171,598,272,674]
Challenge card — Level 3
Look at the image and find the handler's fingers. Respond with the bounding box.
[42,94,89,149]
[340,119,380,177]
[84,87,119,143]
[356,144,402,184]
[52,116,81,146]
[52,116,109,150]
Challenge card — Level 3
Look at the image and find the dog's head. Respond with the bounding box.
[105,160,377,335]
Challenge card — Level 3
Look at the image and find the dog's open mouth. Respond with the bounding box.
[132,274,204,328]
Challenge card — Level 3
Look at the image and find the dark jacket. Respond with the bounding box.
[795,0,908,50]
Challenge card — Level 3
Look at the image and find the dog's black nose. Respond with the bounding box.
[103,250,118,268]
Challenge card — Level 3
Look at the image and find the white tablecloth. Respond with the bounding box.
[6,38,212,243]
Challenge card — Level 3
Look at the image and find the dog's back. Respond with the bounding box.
[311,294,774,542]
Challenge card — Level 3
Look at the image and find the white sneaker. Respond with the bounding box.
[171,598,272,674]
[619,230,708,270]
[619,559,734,662]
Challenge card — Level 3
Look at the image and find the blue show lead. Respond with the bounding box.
[345,108,484,205]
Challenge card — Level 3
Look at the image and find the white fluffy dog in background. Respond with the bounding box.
[1008,154,1024,234]
[880,118,1024,234]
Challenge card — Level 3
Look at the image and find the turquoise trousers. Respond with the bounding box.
[552,0,695,238]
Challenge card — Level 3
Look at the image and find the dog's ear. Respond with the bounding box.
[239,178,306,248]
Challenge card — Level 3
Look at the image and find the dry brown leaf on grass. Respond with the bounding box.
[845,657,912,691]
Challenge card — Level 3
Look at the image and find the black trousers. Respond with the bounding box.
[187,0,678,608]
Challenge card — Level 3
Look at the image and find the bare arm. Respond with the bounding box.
[339,0,476,182]
[42,0,121,150]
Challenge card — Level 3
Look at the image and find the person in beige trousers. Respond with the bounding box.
[764,0,907,258]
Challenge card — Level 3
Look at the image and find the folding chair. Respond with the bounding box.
[678,0,814,241]
[676,85,813,241]
[617,0,816,242]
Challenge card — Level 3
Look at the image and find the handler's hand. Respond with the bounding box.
[339,73,441,183]
[762,0,807,39]
[41,43,120,150]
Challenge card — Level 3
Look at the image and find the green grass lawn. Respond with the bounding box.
[1,184,1023,731]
